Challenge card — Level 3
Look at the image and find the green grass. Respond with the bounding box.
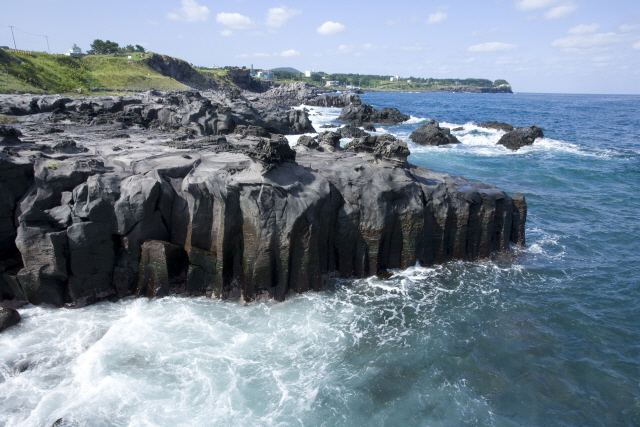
[0,114,19,124]
[0,50,196,94]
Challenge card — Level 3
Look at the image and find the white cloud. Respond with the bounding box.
[362,43,376,50]
[216,12,253,29]
[167,0,210,22]
[281,49,300,57]
[515,0,558,11]
[427,11,447,25]
[464,57,476,63]
[266,6,301,28]
[337,44,355,54]
[633,41,640,50]
[220,29,233,37]
[551,32,623,53]
[545,3,577,19]
[468,42,517,52]
[568,24,600,35]
[386,17,402,26]
[619,24,639,33]
[317,21,345,35]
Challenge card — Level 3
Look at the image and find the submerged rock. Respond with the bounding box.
[409,120,460,146]
[478,121,513,132]
[497,125,543,150]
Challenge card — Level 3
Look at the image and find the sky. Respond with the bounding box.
[2,0,640,94]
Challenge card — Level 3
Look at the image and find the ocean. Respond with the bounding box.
[1,92,639,426]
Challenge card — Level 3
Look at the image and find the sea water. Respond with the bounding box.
[1,93,639,426]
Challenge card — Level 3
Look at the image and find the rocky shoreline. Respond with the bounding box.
[0,82,527,315]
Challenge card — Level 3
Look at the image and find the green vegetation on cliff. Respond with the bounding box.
[0,50,235,95]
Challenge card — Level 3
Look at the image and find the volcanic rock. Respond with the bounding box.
[0,88,527,308]
[497,125,543,150]
[336,123,370,138]
[478,121,514,132]
[338,103,409,125]
[409,120,460,146]
[0,308,21,333]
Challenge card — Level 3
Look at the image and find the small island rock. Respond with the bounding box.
[497,125,544,150]
[409,120,460,146]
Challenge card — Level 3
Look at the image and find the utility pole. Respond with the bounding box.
[9,26,16,49]
[45,35,50,54]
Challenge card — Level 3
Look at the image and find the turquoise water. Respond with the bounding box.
[1,93,639,426]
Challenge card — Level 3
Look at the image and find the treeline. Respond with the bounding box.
[271,70,508,88]
[87,39,146,55]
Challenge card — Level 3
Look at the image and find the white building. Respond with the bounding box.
[305,69,316,77]
[64,44,82,57]
[257,70,274,80]
[390,75,400,82]
[325,80,340,87]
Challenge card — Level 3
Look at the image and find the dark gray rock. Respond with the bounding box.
[0,89,527,309]
[336,123,370,139]
[136,240,189,298]
[452,127,464,132]
[497,125,544,150]
[187,247,217,297]
[0,156,34,255]
[409,120,460,146]
[307,92,360,108]
[66,222,115,306]
[245,136,296,171]
[478,121,514,132]
[344,134,410,163]
[0,124,22,143]
[234,125,271,138]
[0,308,21,333]
[338,103,409,125]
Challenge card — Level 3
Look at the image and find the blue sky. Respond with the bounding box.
[3,0,640,94]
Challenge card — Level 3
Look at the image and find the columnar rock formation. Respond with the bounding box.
[0,88,526,310]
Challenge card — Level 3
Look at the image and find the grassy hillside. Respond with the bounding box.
[0,50,197,94]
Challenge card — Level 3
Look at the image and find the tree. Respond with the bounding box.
[135,44,146,53]
[90,39,120,55]
[90,39,106,55]
[310,73,322,82]
[125,44,135,53]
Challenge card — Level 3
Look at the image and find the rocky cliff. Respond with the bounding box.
[0,89,526,309]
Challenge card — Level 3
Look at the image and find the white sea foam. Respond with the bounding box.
[0,255,526,426]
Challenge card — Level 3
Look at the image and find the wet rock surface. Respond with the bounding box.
[409,119,460,146]
[0,88,526,308]
[478,121,514,132]
[0,308,21,333]
[497,125,544,150]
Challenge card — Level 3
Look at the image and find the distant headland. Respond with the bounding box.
[0,45,512,95]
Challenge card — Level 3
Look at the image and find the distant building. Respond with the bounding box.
[305,70,316,77]
[325,80,339,87]
[406,79,411,83]
[257,70,274,80]
[390,75,400,82]
[64,44,82,57]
